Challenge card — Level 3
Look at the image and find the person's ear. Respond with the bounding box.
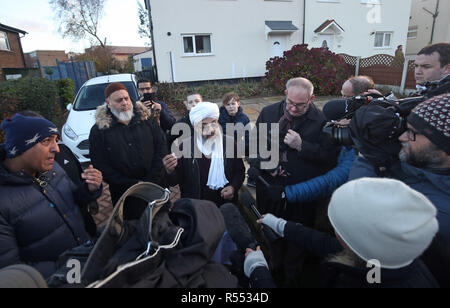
[443,64,450,75]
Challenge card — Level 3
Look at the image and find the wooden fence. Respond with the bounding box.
[339,53,416,93]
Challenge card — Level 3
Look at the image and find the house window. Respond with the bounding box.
[182,35,212,55]
[408,26,418,39]
[0,31,11,51]
[374,32,392,48]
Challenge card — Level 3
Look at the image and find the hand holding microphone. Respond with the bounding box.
[258,214,287,238]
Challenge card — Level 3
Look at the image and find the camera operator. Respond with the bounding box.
[137,78,176,133]
[249,77,339,287]
[345,91,450,287]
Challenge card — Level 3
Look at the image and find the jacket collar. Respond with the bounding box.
[325,259,424,284]
[95,100,151,130]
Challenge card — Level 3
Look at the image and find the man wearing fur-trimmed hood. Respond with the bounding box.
[89,82,167,220]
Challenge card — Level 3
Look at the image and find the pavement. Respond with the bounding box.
[92,95,338,228]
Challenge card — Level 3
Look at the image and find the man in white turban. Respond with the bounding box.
[163,102,245,206]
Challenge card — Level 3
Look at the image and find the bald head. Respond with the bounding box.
[286,77,314,97]
[341,76,375,98]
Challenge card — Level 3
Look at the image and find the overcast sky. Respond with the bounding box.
[0,0,148,53]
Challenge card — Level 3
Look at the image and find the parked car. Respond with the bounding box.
[62,74,140,163]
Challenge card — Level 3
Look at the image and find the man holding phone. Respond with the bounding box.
[137,78,176,133]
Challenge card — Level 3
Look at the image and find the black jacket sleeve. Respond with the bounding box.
[249,267,277,288]
[144,118,168,186]
[89,126,139,188]
[159,101,176,132]
[284,221,343,258]
[0,214,21,270]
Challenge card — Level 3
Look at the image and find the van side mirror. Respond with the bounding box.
[66,104,73,111]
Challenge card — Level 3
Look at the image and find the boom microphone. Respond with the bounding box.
[322,99,352,121]
[240,190,280,243]
[220,203,257,251]
[248,167,270,188]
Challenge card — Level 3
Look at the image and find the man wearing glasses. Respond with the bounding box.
[397,93,450,287]
[249,77,339,287]
[137,78,176,133]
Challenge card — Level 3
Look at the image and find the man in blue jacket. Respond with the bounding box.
[0,115,103,279]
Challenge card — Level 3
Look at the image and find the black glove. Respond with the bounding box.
[266,185,286,202]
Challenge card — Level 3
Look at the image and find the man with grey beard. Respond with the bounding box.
[89,82,167,220]
[397,93,450,242]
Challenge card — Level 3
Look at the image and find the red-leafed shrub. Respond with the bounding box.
[263,44,353,96]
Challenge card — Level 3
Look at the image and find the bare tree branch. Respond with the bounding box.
[49,0,106,47]
[137,1,151,46]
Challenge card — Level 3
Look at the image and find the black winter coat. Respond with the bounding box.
[250,100,339,223]
[89,101,167,207]
[250,100,338,184]
[0,148,98,278]
[167,135,245,206]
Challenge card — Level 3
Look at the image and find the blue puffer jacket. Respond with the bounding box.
[285,147,356,203]
[0,150,97,278]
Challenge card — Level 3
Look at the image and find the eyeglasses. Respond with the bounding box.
[405,128,420,142]
[286,98,310,109]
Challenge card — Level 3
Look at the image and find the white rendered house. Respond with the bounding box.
[147,0,411,83]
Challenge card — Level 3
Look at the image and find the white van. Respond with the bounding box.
[62,74,140,163]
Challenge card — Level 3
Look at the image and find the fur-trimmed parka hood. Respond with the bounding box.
[94,100,151,130]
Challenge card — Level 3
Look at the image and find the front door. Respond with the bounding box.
[270,35,286,58]
[320,34,334,51]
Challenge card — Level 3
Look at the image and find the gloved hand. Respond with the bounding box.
[244,248,268,278]
[266,185,286,202]
[260,214,287,238]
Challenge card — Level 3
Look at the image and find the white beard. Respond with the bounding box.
[110,104,134,123]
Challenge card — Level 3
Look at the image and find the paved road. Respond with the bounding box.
[92,96,338,228]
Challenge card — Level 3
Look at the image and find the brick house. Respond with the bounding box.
[24,50,68,76]
[24,50,68,68]
[0,23,27,81]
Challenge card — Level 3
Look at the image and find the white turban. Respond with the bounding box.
[189,102,229,190]
[189,102,220,126]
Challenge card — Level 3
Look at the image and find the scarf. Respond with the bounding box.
[278,103,294,163]
[190,103,229,190]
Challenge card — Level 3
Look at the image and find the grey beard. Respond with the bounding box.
[399,143,445,169]
[110,104,134,123]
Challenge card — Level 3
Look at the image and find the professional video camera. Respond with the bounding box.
[323,74,450,146]
[322,74,450,171]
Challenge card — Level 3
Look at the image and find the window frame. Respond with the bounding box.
[0,31,11,51]
[374,31,393,49]
[181,34,213,57]
[407,26,418,40]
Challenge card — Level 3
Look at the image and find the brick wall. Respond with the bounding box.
[0,31,25,81]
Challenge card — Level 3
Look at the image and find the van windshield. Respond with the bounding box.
[73,82,139,111]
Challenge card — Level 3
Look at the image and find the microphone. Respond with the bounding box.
[322,99,350,121]
[240,190,280,243]
[248,167,270,188]
[220,203,258,251]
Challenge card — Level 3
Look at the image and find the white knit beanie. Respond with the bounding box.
[328,178,438,269]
